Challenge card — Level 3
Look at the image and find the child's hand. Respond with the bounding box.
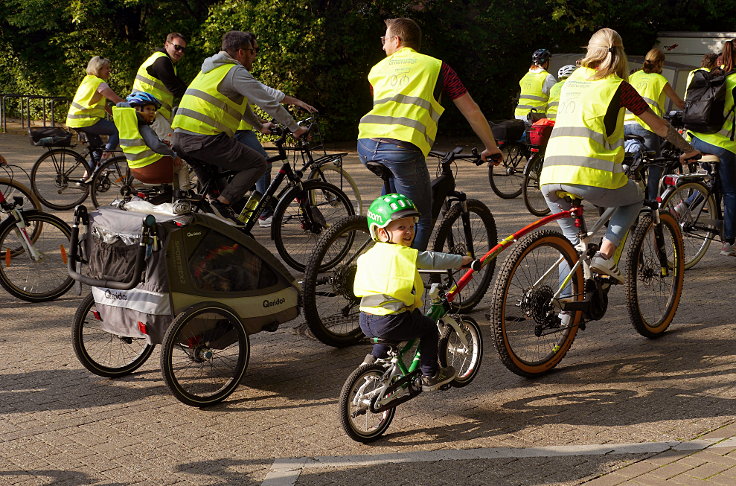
[460,256,473,267]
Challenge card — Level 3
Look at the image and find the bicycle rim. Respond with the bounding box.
[522,153,550,216]
[31,148,89,210]
[339,364,395,442]
[488,143,525,199]
[660,181,716,270]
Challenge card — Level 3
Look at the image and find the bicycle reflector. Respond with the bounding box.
[663,174,680,187]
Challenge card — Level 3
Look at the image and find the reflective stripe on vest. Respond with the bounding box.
[690,72,736,154]
[515,71,551,117]
[623,71,668,131]
[171,64,248,137]
[541,67,628,189]
[133,52,176,121]
[237,105,257,131]
[66,75,107,128]
[357,48,444,156]
[353,243,423,315]
[112,106,162,169]
[546,79,566,120]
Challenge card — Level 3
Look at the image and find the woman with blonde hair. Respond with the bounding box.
[540,28,699,285]
[65,56,125,163]
[624,47,685,198]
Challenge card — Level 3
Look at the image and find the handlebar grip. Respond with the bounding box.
[470,259,483,271]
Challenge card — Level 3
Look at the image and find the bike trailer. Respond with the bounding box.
[528,118,555,147]
[491,119,525,142]
[73,206,300,345]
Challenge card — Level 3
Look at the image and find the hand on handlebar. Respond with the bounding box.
[460,256,473,267]
[680,149,702,164]
[482,147,504,166]
[292,125,309,139]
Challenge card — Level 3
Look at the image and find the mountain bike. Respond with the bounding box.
[339,271,483,443]
[489,158,687,377]
[301,148,497,347]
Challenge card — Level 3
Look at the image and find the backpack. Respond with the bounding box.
[683,69,736,139]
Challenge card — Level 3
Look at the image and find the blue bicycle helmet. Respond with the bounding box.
[532,48,552,65]
[126,91,161,109]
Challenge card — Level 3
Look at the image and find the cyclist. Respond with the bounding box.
[353,194,471,391]
[624,48,685,199]
[171,30,307,223]
[687,39,736,256]
[540,28,699,283]
[357,17,502,251]
[514,49,556,121]
[546,65,577,121]
[65,56,125,162]
[132,33,188,142]
[685,53,719,98]
[112,92,189,191]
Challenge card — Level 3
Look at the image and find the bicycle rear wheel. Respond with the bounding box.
[659,180,716,270]
[72,293,155,377]
[625,212,684,338]
[302,215,371,347]
[309,158,363,215]
[438,315,482,387]
[90,156,140,208]
[489,229,583,377]
[522,152,550,216]
[272,180,354,272]
[339,363,395,443]
[0,210,74,302]
[488,142,526,199]
[431,199,497,312]
[30,148,90,210]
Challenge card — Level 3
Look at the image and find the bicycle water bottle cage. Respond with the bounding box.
[365,161,392,181]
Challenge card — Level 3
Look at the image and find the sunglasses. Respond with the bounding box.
[171,44,186,52]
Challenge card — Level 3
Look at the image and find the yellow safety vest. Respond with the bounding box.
[112,106,163,169]
[546,79,566,120]
[237,105,257,132]
[690,72,736,154]
[172,64,249,137]
[624,70,668,132]
[685,67,711,100]
[541,67,627,189]
[133,52,176,121]
[66,75,107,128]
[353,243,423,315]
[358,47,444,156]
[515,70,551,118]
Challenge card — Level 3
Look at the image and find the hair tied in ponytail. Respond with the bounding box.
[608,46,616,53]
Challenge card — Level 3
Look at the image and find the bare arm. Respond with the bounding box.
[639,108,700,161]
[663,83,685,110]
[99,85,124,104]
[452,92,503,163]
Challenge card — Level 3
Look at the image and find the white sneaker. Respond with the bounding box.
[720,242,736,257]
[590,252,624,283]
[258,215,273,228]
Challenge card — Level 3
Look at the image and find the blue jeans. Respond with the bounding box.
[357,138,433,251]
[235,130,273,216]
[79,118,119,153]
[690,136,736,241]
[625,124,661,200]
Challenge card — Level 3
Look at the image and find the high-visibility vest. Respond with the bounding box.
[237,105,258,132]
[358,47,444,156]
[541,67,627,189]
[685,67,711,100]
[133,52,176,121]
[172,64,249,137]
[624,70,668,132]
[353,243,423,315]
[515,70,551,118]
[690,72,736,154]
[546,79,566,120]
[112,106,163,169]
[66,75,107,128]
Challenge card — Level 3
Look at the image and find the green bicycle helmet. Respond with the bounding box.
[367,193,421,241]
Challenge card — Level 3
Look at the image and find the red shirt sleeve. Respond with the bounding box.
[620,81,649,115]
[440,62,468,100]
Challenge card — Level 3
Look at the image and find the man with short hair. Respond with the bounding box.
[133,33,189,141]
[172,30,307,222]
[357,17,502,250]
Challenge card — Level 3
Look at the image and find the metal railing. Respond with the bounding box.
[0,94,70,133]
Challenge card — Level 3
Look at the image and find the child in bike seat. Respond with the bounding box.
[353,194,471,391]
[113,91,190,191]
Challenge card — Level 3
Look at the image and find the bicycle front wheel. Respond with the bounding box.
[272,180,354,272]
[308,158,364,215]
[432,199,497,312]
[522,152,550,217]
[0,177,42,212]
[72,293,155,377]
[488,142,526,199]
[160,302,249,407]
[339,363,395,443]
[438,315,483,387]
[31,148,90,210]
[90,156,138,208]
[489,229,583,377]
[625,212,684,338]
[0,210,74,302]
[302,215,372,347]
[659,180,717,270]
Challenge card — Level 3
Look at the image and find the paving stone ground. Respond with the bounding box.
[1,127,734,485]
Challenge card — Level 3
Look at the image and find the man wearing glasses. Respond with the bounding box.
[133,32,189,141]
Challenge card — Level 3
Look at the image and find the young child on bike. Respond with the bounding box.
[353,194,471,391]
[112,91,190,191]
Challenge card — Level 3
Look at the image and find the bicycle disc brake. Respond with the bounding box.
[520,285,559,336]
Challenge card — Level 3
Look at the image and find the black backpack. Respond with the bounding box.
[683,68,736,139]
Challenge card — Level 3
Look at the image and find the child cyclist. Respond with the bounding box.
[112,91,190,191]
[353,194,472,391]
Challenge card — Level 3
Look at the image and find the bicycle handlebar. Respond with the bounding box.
[67,205,155,290]
[428,146,490,166]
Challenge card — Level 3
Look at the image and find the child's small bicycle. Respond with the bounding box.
[339,266,483,443]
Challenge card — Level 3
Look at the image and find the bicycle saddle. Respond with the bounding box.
[365,161,392,181]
